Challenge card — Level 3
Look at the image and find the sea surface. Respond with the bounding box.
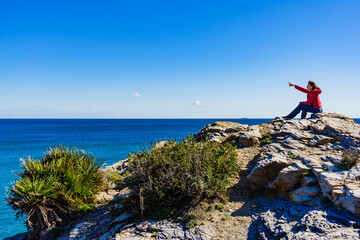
[1,118,359,238]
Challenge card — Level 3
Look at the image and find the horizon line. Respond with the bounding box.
[0,117,275,120]
[1,117,359,120]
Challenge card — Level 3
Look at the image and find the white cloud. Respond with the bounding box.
[179,106,185,110]
[133,92,141,97]
[192,100,202,106]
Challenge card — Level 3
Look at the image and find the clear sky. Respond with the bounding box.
[1,0,359,118]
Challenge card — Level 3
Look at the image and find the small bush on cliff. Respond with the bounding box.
[105,170,129,186]
[338,149,359,170]
[126,136,238,217]
[6,146,105,238]
[260,132,272,145]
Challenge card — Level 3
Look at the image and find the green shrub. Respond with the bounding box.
[287,152,298,159]
[185,214,198,229]
[260,132,272,145]
[338,149,359,170]
[127,136,238,217]
[302,170,315,177]
[148,206,175,220]
[6,146,104,237]
[105,170,129,186]
[215,203,225,212]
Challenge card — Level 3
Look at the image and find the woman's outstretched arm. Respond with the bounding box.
[294,85,309,93]
[289,82,308,93]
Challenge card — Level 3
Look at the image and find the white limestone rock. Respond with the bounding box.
[290,186,321,203]
[247,153,290,187]
[270,161,310,192]
[238,130,262,147]
[308,135,335,146]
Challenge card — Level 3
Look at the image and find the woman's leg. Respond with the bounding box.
[285,104,321,119]
[300,105,322,119]
[284,104,303,119]
[284,104,322,119]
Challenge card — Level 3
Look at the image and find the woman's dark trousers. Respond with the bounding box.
[286,104,323,119]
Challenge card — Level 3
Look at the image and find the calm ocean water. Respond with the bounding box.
[1,118,359,238]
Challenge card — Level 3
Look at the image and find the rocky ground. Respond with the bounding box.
[7,113,360,240]
[195,112,360,239]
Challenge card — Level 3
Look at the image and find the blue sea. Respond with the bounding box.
[1,118,359,239]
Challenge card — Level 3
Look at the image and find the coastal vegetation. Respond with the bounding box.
[125,136,238,219]
[338,149,360,170]
[6,146,105,238]
[5,137,238,238]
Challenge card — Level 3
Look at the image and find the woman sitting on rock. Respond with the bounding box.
[283,81,323,120]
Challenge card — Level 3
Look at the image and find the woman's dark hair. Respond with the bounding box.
[308,81,318,90]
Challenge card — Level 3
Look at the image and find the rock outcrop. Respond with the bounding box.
[197,113,360,217]
[54,190,213,240]
[252,197,360,240]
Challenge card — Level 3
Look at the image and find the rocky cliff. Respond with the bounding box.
[194,112,360,239]
[195,112,360,217]
[6,113,360,240]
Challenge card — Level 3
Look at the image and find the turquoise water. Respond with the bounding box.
[1,118,359,238]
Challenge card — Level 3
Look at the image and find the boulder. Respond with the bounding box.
[95,190,123,202]
[318,115,360,141]
[255,198,360,240]
[337,190,360,216]
[66,222,95,240]
[276,120,312,136]
[290,186,321,203]
[296,210,346,236]
[321,154,343,165]
[269,161,309,192]
[115,220,213,240]
[258,210,291,239]
[238,130,262,147]
[308,135,335,146]
[281,137,307,150]
[226,125,248,133]
[290,129,314,140]
[302,176,318,186]
[212,121,242,129]
[334,167,360,216]
[205,126,225,133]
[247,153,290,187]
[264,143,285,153]
[102,159,129,174]
[108,212,132,230]
[319,171,348,202]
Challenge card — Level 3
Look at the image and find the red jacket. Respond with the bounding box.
[295,85,322,108]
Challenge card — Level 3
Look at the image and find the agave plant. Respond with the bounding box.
[6,146,105,238]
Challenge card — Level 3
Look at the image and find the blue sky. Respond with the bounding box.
[1,0,359,118]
